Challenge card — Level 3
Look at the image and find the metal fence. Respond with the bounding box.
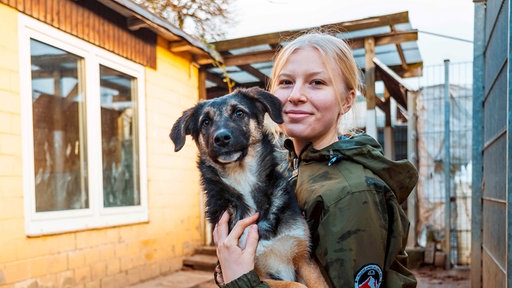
[415,60,473,267]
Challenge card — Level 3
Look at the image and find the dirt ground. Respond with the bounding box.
[130,265,471,288]
[412,265,470,288]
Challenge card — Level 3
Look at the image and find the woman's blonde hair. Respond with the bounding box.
[268,31,363,135]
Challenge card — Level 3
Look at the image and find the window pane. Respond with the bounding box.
[100,65,140,207]
[30,39,88,212]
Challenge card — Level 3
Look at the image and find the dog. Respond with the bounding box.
[170,87,327,287]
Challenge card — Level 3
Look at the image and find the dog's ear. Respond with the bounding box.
[246,87,284,124]
[170,108,194,152]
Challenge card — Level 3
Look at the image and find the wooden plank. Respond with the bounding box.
[169,40,194,53]
[206,72,229,87]
[212,11,409,51]
[391,62,423,78]
[238,64,269,83]
[71,1,77,36]
[45,0,51,24]
[3,0,153,68]
[216,31,417,68]
[348,31,418,49]
[198,69,207,101]
[52,0,59,27]
[390,25,408,70]
[223,50,276,67]
[213,32,293,52]
[16,0,24,12]
[31,0,36,19]
[77,4,83,39]
[65,0,72,36]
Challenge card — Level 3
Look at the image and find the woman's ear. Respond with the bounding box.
[341,89,356,114]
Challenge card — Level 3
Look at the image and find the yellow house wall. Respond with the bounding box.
[0,4,205,287]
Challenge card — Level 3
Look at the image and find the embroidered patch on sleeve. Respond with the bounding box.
[354,264,383,288]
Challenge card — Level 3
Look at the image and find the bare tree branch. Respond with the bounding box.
[134,0,232,41]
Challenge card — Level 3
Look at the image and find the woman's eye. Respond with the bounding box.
[234,110,244,118]
[278,79,293,86]
[311,80,326,86]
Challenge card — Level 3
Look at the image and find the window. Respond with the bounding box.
[20,16,148,236]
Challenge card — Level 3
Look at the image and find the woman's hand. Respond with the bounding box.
[213,211,260,283]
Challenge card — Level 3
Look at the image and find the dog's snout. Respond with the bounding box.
[214,130,232,147]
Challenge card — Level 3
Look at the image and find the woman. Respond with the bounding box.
[213,32,418,288]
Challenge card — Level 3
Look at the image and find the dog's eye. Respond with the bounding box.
[201,119,210,127]
[234,110,244,118]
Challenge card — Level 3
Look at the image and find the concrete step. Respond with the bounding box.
[129,270,216,288]
[183,254,218,271]
[195,245,217,256]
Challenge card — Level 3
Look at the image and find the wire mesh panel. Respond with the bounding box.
[416,61,473,266]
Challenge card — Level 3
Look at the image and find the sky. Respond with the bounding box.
[225,0,474,68]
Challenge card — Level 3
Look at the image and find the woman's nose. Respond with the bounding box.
[288,84,307,104]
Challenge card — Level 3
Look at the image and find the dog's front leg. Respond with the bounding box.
[292,241,329,288]
[295,259,328,288]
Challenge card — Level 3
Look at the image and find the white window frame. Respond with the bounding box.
[19,15,148,236]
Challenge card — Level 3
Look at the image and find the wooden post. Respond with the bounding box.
[198,68,207,100]
[383,88,394,159]
[407,90,419,248]
[364,37,377,139]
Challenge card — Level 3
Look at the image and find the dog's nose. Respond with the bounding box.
[214,130,232,147]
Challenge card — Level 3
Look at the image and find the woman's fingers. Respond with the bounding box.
[214,212,260,283]
[225,213,259,246]
[244,224,259,256]
[213,211,230,246]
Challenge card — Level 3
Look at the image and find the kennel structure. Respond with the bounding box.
[471,0,512,287]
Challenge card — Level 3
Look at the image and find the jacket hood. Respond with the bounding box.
[299,133,418,204]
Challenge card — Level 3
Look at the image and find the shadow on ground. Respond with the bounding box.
[412,265,470,288]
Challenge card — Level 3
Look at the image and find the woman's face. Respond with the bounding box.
[274,46,346,150]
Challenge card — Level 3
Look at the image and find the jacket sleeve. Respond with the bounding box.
[223,270,270,288]
[312,189,389,288]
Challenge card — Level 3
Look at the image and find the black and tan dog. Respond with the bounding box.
[170,87,327,287]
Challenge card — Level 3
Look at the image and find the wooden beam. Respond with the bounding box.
[126,16,147,31]
[383,88,391,127]
[206,72,229,88]
[369,62,423,79]
[390,25,408,71]
[394,62,423,78]
[213,33,292,51]
[211,11,410,51]
[223,50,276,67]
[323,11,409,33]
[238,64,269,84]
[374,94,386,111]
[348,31,418,49]
[364,36,378,138]
[169,40,193,53]
[217,31,417,68]
[199,69,207,101]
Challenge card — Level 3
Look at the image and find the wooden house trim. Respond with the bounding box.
[0,0,218,69]
[1,0,158,68]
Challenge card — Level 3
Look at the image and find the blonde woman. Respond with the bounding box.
[213,32,418,288]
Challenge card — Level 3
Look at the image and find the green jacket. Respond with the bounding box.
[223,134,418,288]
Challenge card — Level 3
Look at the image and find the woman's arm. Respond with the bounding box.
[314,190,388,287]
[213,211,269,287]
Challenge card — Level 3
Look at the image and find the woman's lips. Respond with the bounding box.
[284,109,312,121]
